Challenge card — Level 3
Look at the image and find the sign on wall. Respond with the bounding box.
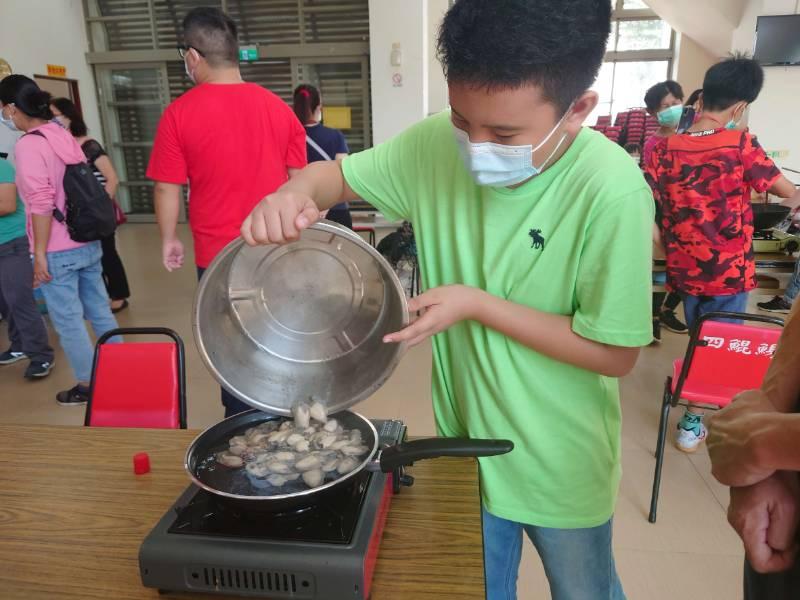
[46,64,67,78]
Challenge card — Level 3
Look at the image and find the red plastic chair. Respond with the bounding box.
[648,312,783,522]
[84,327,187,429]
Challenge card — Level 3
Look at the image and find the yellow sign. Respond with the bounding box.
[323,106,352,130]
[46,64,67,78]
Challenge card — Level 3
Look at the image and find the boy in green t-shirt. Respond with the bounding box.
[242,1,652,598]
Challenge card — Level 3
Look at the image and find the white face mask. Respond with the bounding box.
[184,58,196,84]
[453,108,571,188]
[0,105,19,132]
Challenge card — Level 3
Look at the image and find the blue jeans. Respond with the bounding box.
[197,266,252,418]
[482,508,625,600]
[38,242,119,382]
[681,291,749,332]
[785,258,800,304]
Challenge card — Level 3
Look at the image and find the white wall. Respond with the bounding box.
[673,34,717,95]
[733,0,800,176]
[0,0,101,162]
[426,0,449,116]
[368,0,429,144]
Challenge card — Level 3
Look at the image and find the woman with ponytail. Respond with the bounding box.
[292,84,352,229]
[0,75,119,406]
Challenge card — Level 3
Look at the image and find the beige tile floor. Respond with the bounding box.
[1,223,779,600]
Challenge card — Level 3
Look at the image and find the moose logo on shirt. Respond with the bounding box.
[529,229,545,250]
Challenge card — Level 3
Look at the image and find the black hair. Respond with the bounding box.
[702,53,764,111]
[293,84,321,125]
[0,74,53,120]
[51,97,88,137]
[183,7,239,68]
[436,0,611,115]
[643,80,684,112]
[685,88,702,107]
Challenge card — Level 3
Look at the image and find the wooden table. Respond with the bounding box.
[0,425,485,600]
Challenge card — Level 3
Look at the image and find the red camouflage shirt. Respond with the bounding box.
[645,129,781,296]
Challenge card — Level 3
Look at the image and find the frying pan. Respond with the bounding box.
[753,203,790,232]
[186,409,513,513]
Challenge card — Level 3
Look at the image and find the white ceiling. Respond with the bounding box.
[645,0,751,56]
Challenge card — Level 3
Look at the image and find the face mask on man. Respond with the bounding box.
[657,104,683,128]
[184,58,196,84]
[0,105,19,132]
[453,107,571,188]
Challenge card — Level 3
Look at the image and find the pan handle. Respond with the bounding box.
[379,438,513,472]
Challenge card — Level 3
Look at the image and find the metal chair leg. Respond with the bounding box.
[649,379,672,523]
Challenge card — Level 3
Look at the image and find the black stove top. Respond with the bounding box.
[167,470,373,545]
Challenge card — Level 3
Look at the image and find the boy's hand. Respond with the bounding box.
[383,285,486,347]
[708,390,778,487]
[728,472,800,574]
[241,190,320,245]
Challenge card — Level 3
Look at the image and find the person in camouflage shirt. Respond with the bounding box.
[645,55,800,453]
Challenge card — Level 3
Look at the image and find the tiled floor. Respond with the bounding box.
[1,223,769,599]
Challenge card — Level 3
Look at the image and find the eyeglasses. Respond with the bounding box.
[178,45,205,59]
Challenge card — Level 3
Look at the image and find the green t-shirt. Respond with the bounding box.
[343,112,653,528]
[0,159,26,246]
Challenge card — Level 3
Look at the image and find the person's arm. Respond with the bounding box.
[287,168,302,179]
[93,155,119,199]
[0,182,16,215]
[154,181,185,271]
[709,303,800,485]
[763,302,800,412]
[31,213,52,284]
[242,161,360,244]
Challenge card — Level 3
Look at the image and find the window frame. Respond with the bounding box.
[596,2,676,118]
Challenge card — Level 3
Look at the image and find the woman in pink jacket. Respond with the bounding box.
[0,75,118,406]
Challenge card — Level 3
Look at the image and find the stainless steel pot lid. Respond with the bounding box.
[228,226,387,363]
[193,221,409,415]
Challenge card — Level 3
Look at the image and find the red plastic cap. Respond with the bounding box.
[133,452,151,475]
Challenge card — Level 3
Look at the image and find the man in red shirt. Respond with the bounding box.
[645,55,800,452]
[147,6,307,416]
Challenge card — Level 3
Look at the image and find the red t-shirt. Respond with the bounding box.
[644,129,781,296]
[147,83,307,267]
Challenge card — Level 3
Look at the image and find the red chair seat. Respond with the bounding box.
[670,359,743,407]
[89,342,181,428]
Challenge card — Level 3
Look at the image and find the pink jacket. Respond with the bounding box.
[14,122,87,253]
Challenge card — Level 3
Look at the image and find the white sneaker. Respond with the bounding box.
[676,423,707,453]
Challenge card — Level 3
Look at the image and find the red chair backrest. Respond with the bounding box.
[684,320,782,391]
[88,342,181,429]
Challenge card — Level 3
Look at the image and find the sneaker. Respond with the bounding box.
[676,412,707,453]
[56,384,90,406]
[757,295,792,314]
[25,361,54,379]
[0,349,27,365]
[660,309,688,334]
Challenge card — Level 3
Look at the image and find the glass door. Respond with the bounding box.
[95,63,172,221]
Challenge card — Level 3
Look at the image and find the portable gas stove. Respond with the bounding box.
[753,228,800,255]
[140,419,412,599]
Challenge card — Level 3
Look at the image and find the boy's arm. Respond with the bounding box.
[242,161,360,244]
[384,285,639,377]
[768,175,800,210]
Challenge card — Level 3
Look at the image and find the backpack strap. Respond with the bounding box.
[306,135,333,161]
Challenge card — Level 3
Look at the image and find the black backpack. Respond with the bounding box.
[27,130,116,242]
